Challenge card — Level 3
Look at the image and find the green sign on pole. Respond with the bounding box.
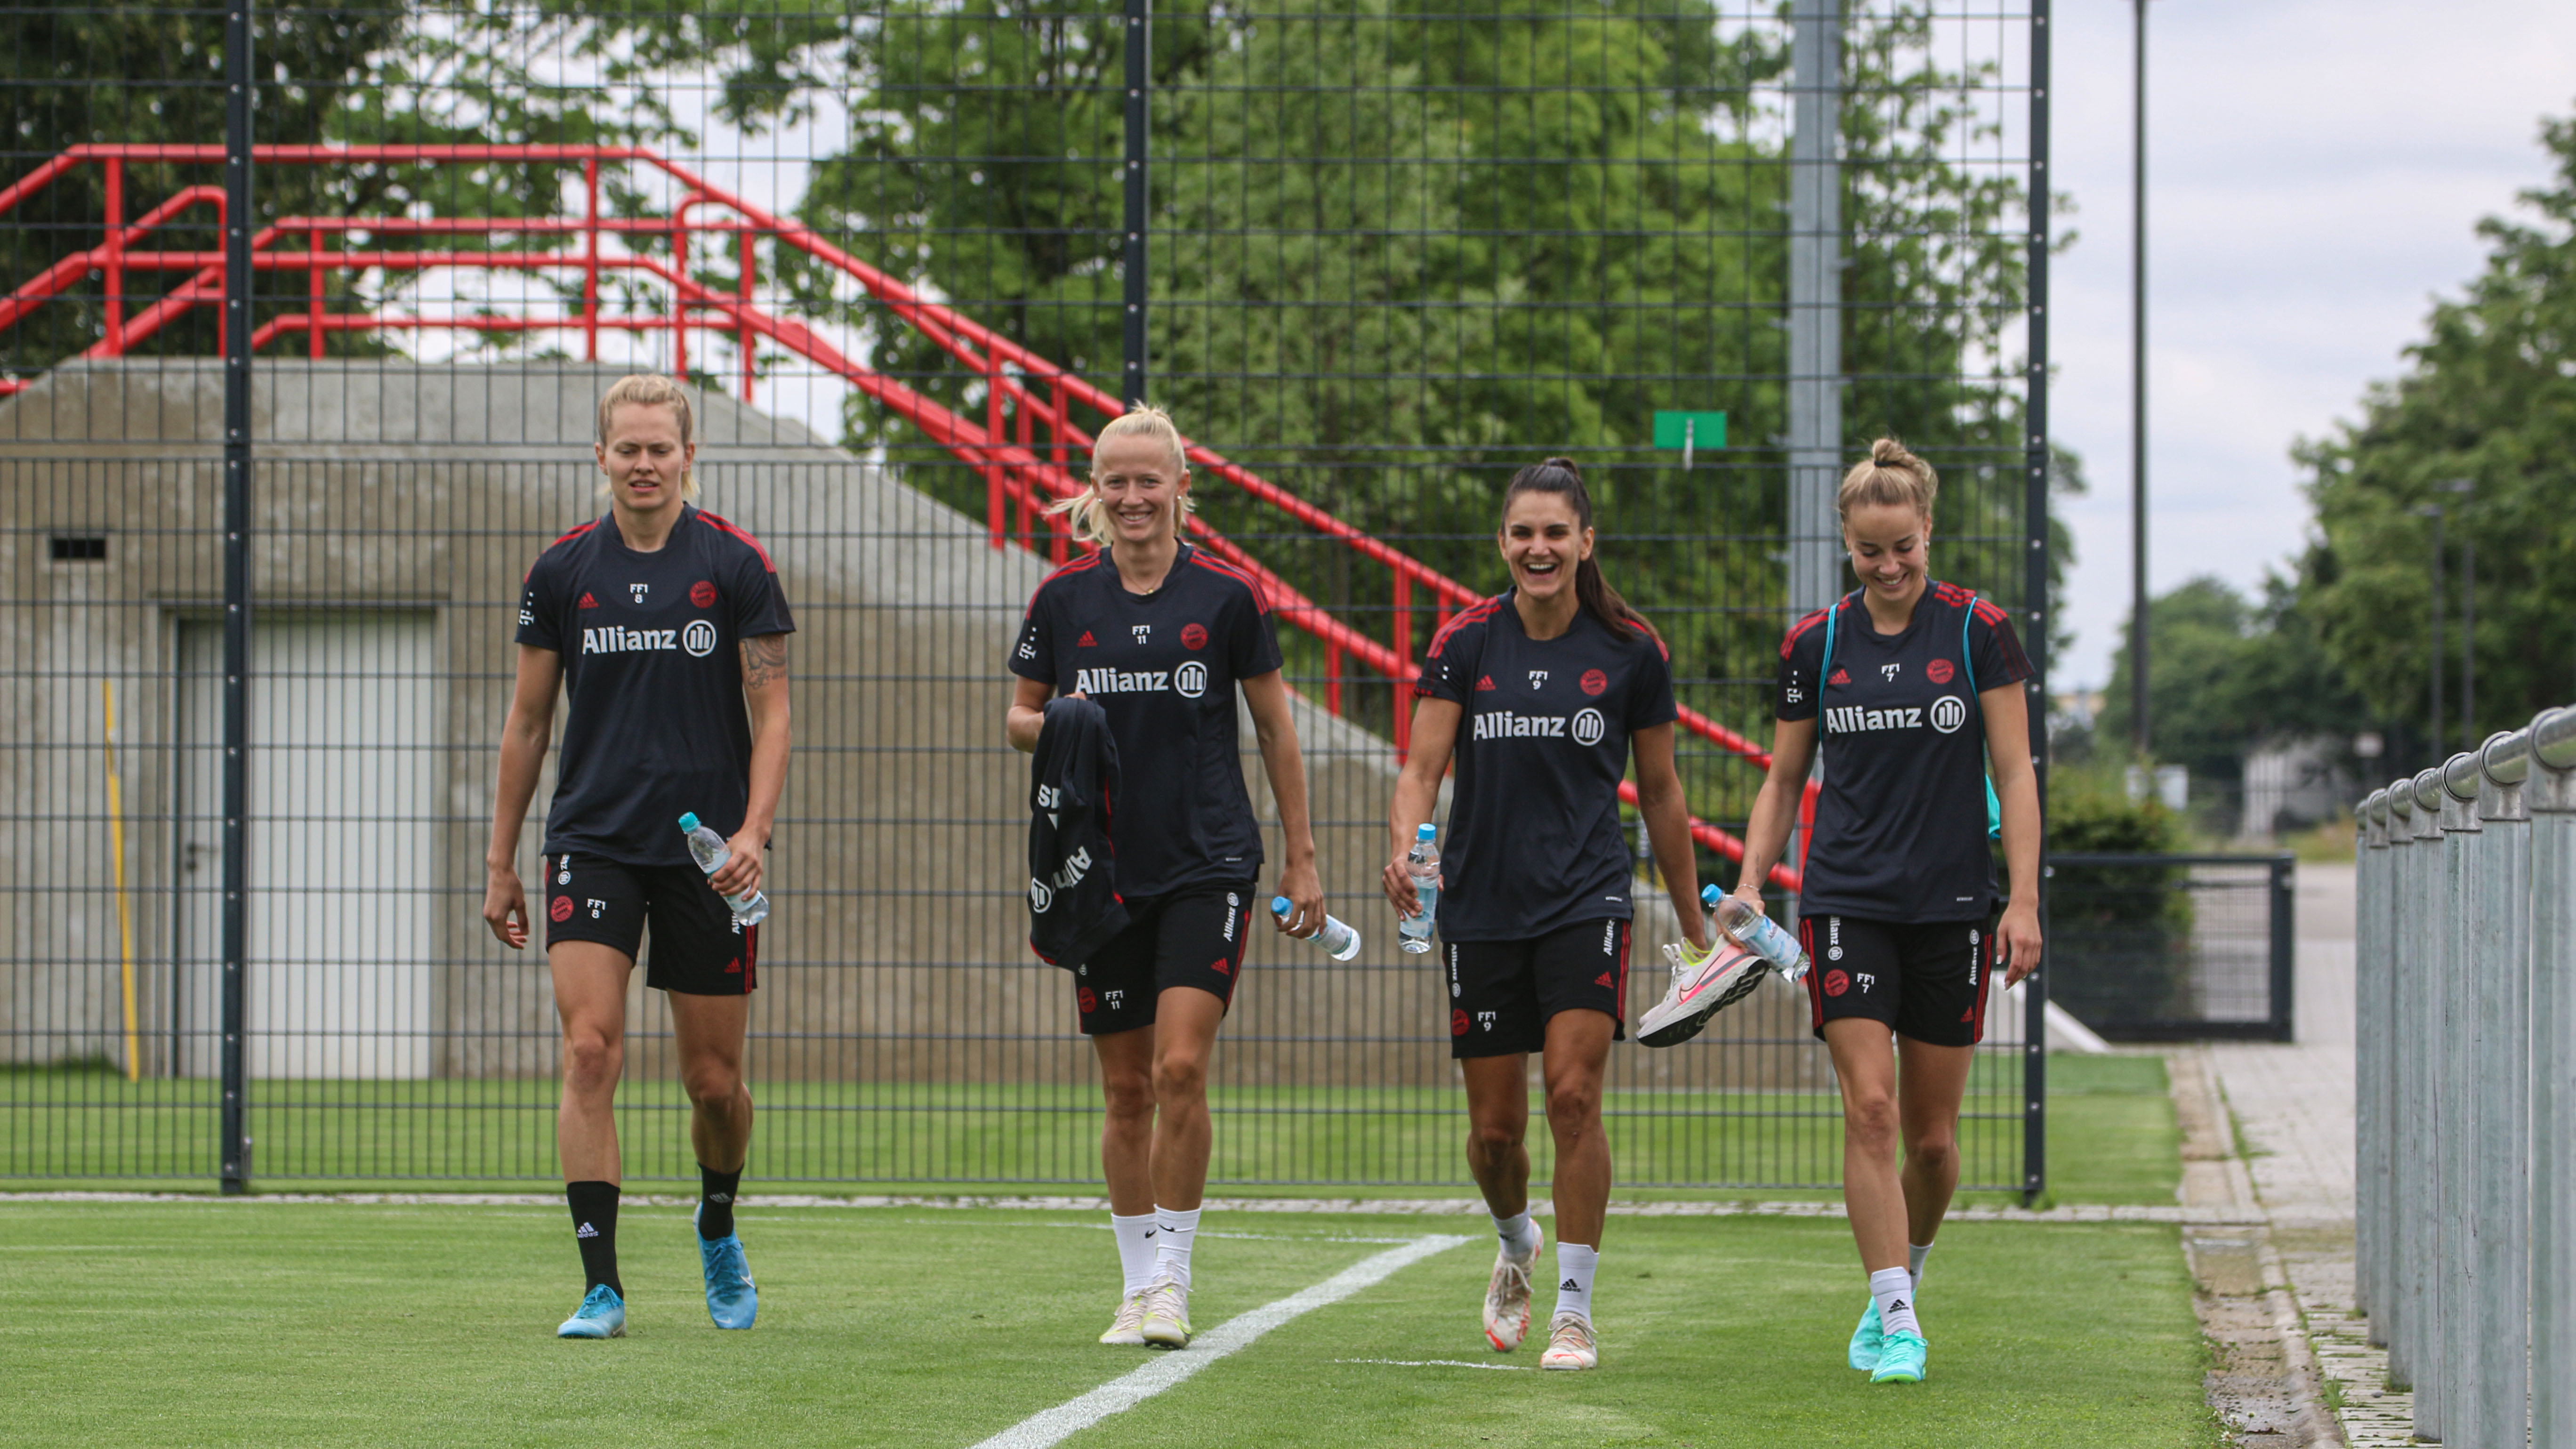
[1651,411,1727,450]
[1652,410,1726,472]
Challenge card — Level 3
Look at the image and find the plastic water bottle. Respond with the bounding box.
[679,813,770,926]
[1399,823,1440,955]
[1271,897,1361,961]
[1703,884,1806,982]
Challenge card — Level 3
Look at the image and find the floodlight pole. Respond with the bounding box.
[1786,0,1841,926]
[1121,0,1151,405]
[220,0,255,1195]
[2022,0,2055,1207]
[2130,0,2150,757]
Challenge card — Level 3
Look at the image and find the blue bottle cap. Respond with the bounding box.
[1270,896,1293,917]
[1416,823,1437,840]
[1702,884,1723,906]
[678,813,700,832]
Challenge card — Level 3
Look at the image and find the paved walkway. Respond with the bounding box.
[2198,861,2407,1447]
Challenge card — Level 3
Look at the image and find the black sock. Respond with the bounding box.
[566,1180,621,1297]
[699,1163,743,1240]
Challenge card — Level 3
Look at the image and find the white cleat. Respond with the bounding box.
[1099,1290,1149,1346]
[1138,1277,1193,1348]
[1635,938,1769,1047]
[1539,1312,1599,1370]
[1483,1224,1543,1352]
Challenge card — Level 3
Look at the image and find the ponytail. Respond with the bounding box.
[1501,457,1658,643]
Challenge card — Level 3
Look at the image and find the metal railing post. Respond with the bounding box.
[2530,707,2576,1446]
[219,0,256,1198]
[1121,0,1150,404]
[2472,731,2533,1447]
[2399,768,2445,1395]
[2436,751,2483,1446]
[2356,789,2387,1327]
[2432,758,2480,1442]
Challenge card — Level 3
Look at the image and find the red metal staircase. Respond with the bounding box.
[0,143,1805,889]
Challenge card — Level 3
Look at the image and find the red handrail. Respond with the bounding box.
[0,142,1808,890]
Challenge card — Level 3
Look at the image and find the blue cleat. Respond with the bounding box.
[1848,1298,1884,1372]
[696,1205,758,1329]
[1870,1329,1928,1384]
[557,1283,626,1339]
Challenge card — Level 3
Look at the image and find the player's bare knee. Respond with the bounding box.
[1845,1094,1901,1153]
[1904,1132,1957,1176]
[1101,1069,1155,1125]
[681,1060,741,1110]
[1467,1116,1523,1161]
[1151,1050,1208,1104]
[1544,1071,1601,1123]
[561,1033,621,1096]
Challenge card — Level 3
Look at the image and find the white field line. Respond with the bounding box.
[971,1234,1472,1449]
[0,1191,2266,1225]
[1333,1358,1533,1371]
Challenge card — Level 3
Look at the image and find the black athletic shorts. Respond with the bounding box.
[1073,881,1255,1035]
[1798,912,1995,1047]
[1443,918,1630,1059]
[543,852,759,996]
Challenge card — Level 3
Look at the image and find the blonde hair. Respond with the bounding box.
[1837,437,1937,523]
[595,374,700,499]
[1048,402,1194,546]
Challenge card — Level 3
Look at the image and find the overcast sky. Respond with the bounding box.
[2046,1,2576,688]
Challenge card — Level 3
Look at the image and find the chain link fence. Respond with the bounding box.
[1,0,2051,1192]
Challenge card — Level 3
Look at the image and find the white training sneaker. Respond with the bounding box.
[1138,1277,1193,1348]
[1539,1312,1599,1370]
[1483,1223,1544,1351]
[1099,1289,1149,1346]
[1635,937,1769,1047]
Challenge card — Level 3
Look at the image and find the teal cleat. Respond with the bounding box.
[1870,1329,1927,1384]
[696,1206,758,1330]
[1848,1298,1883,1372]
[556,1283,626,1339]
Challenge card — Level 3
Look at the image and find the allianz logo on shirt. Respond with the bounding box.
[583,620,718,658]
[1823,695,1969,736]
[1029,845,1095,914]
[1075,662,1208,699]
[1473,707,1607,747]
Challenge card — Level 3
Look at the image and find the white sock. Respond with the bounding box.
[1494,1211,1540,1260]
[1553,1243,1599,1323]
[1152,1207,1202,1288]
[1908,1241,1932,1290]
[1111,1212,1159,1296]
[1871,1266,1921,1338]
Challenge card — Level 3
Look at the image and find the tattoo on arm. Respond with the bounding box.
[741,634,788,689]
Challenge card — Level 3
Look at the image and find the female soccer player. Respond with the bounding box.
[1730,438,2041,1385]
[1382,458,1709,1371]
[481,374,795,1340]
[1006,404,1326,1350]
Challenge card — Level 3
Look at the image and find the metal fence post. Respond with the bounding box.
[2472,732,2532,1447]
[2436,752,2484,1447]
[2402,767,2445,1398]
[1120,0,1150,404]
[2268,852,2294,1042]
[2378,785,2414,1367]
[2530,707,2576,1446]
[2355,789,2387,1328]
[2021,0,2052,1207]
[219,0,257,1198]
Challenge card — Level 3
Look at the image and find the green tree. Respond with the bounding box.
[2097,574,2369,787]
[2295,109,2576,751]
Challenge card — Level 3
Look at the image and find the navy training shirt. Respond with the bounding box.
[516,505,796,867]
[1776,581,2033,923]
[1009,543,1284,899]
[1415,592,1679,941]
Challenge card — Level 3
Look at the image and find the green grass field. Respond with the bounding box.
[3,1199,2214,1448]
[0,1054,2169,1204]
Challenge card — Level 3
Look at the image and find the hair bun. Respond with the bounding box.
[1540,455,1582,477]
[1870,438,1915,468]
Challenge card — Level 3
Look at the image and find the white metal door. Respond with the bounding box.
[176,615,437,1079]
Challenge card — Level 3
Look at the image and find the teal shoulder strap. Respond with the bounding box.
[1955,588,2003,839]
